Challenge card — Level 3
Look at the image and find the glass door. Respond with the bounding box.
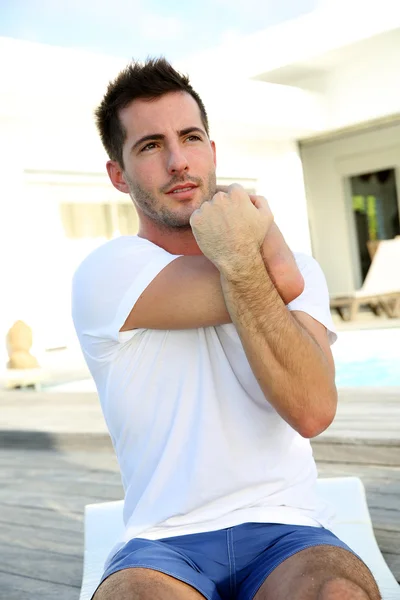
[348,168,400,282]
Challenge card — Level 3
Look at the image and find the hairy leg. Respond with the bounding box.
[254,546,381,600]
[93,567,207,600]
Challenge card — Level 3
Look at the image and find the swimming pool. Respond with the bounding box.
[332,327,400,387]
[44,327,400,392]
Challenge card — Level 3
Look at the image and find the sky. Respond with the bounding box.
[1,0,318,62]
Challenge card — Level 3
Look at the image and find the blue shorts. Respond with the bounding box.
[95,522,357,600]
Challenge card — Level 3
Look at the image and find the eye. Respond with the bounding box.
[186,135,201,142]
[141,142,158,152]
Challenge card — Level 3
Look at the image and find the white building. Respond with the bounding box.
[1,0,400,353]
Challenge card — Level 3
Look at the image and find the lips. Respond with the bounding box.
[167,184,198,194]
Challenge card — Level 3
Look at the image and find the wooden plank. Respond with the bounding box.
[0,448,119,471]
[367,491,400,512]
[327,422,400,432]
[0,505,83,533]
[1,571,78,600]
[0,492,114,513]
[0,544,82,586]
[337,389,400,402]
[384,554,400,580]
[0,466,123,486]
[368,508,400,534]
[0,430,113,451]
[0,441,397,593]
[316,463,400,482]
[0,521,82,555]
[319,431,400,441]
[0,477,123,501]
[312,441,400,466]
[333,408,400,416]
[374,529,400,554]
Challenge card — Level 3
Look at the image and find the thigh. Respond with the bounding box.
[235,525,380,600]
[92,537,220,600]
[253,545,380,600]
[93,567,207,600]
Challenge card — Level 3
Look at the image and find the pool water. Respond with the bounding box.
[44,327,400,392]
[332,327,400,387]
[334,356,400,386]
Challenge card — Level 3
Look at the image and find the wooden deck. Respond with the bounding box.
[1,388,399,599]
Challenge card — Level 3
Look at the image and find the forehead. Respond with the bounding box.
[119,92,204,140]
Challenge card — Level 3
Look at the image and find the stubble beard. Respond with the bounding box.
[125,172,217,230]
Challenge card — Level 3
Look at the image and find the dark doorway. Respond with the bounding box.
[349,168,400,282]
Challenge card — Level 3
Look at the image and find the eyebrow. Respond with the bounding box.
[130,127,206,153]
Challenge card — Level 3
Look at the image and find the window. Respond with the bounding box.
[60,202,139,239]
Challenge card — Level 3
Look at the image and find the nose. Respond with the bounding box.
[167,144,189,175]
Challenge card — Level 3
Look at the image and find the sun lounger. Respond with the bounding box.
[330,238,400,321]
[79,477,400,600]
[0,367,49,391]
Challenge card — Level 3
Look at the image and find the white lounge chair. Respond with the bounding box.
[330,238,400,321]
[79,477,400,600]
[0,367,49,391]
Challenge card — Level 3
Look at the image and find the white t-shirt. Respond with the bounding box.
[72,235,337,560]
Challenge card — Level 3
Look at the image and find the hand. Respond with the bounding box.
[190,184,274,274]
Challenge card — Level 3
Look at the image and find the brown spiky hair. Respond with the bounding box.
[95,57,210,168]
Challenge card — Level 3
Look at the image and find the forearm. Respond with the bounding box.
[261,221,304,304]
[220,250,337,438]
[209,225,302,306]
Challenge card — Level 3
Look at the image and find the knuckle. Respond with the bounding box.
[229,183,245,196]
[190,209,201,224]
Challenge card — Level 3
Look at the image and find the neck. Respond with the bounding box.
[137,216,203,256]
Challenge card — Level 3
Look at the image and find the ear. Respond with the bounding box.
[106,160,130,194]
[210,140,217,167]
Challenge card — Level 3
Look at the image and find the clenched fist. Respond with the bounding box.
[190,184,274,275]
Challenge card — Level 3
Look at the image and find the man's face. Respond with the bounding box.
[118,91,217,229]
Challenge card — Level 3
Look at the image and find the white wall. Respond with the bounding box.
[0,38,314,353]
[300,119,400,295]
[216,137,312,253]
[326,29,400,128]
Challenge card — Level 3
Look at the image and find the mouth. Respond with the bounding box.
[166,184,199,200]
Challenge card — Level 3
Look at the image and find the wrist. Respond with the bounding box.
[219,247,264,282]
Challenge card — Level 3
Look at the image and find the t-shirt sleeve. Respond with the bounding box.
[287,253,337,345]
[72,237,182,345]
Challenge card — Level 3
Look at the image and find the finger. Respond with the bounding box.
[249,195,269,210]
[215,185,230,194]
[227,183,245,196]
[251,196,274,223]
[215,183,246,195]
[212,190,228,203]
[249,194,259,206]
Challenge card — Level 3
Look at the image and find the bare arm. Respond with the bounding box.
[120,220,304,331]
[189,184,337,437]
[220,250,337,438]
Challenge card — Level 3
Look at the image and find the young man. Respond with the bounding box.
[72,58,380,600]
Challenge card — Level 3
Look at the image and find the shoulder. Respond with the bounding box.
[74,236,142,272]
[73,236,154,284]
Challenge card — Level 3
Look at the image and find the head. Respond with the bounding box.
[95,58,217,231]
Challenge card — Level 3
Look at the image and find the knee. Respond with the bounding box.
[318,578,377,600]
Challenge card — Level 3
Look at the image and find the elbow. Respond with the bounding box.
[283,272,305,305]
[298,419,332,439]
[293,272,305,300]
[295,393,338,439]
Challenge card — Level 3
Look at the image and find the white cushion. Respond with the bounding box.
[79,477,400,600]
